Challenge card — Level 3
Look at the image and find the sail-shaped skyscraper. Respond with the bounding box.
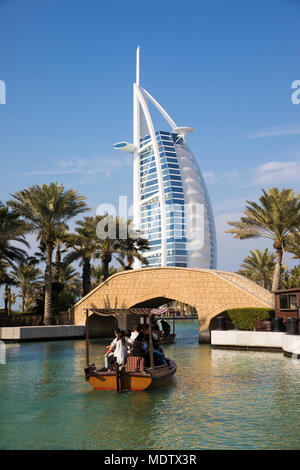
[114,47,217,269]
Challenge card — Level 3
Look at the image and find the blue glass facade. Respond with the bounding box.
[140,130,188,267]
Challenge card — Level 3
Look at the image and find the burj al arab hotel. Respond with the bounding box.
[114,47,217,269]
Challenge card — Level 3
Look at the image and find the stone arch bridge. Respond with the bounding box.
[72,267,274,342]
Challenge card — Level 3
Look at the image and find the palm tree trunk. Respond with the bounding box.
[272,248,282,292]
[21,288,25,313]
[44,241,53,325]
[4,285,9,315]
[127,256,133,269]
[102,259,109,281]
[82,257,91,296]
[54,244,61,283]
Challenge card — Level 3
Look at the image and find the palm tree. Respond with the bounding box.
[226,188,300,291]
[282,265,300,289]
[287,232,300,260]
[96,216,149,280]
[32,241,46,264]
[25,282,44,312]
[0,259,12,285]
[0,202,28,268]
[90,264,119,288]
[8,291,16,314]
[65,216,150,293]
[64,216,102,296]
[11,260,43,312]
[290,265,300,288]
[57,264,81,298]
[32,230,70,283]
[7,183,89,324]
[238,248,275,290]
[52,263,82,312]
[53,229,69,283]
[116,219,150,269]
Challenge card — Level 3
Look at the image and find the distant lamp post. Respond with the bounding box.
[3,285,10,315]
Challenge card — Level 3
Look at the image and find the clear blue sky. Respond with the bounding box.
[0,0,300,274]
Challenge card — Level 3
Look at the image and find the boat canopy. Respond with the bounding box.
[88,308,163,317]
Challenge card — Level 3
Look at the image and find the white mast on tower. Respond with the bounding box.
[132,46,167,267]
[114,47,194,268]
[132,45,141,264]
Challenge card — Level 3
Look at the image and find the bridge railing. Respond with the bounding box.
[215,271,274,307]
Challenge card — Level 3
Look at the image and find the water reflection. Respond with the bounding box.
[1,321,300,449]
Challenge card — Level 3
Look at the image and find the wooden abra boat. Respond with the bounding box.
[85,357,176,392]
[83,308,177,392]
[158,333,176,345]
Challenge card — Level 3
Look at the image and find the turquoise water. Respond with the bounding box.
[1,320,300,450]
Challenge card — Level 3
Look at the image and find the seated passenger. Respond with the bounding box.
[144,325,162,351]
[151,319,163,339]
[107,331,128,370]
[160,320,171,337]
[132,325,145,357]
[130,325,140,342]
[143,325,167,367]
[125,329,133,354]
[104,328,121,369]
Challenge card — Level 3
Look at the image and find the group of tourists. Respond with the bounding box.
[103,319,171,371]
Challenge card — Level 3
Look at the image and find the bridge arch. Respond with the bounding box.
[72,267,274,342]
[130,297,180,308]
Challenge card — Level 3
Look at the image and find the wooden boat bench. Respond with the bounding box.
[125,355,144,372]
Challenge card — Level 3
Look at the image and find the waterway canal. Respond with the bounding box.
[1,320,300,449]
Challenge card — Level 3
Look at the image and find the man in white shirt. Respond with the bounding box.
[104,329,120,368]
[130,325,140,342]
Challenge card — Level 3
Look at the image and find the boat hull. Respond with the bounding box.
[159,334,176,344]
[85,360,176,392]
[88,372,152,391]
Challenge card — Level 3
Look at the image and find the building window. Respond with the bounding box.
[165,151,177,157]
[290,295,297,310]
[159,131,171,136]
[279,294,298,310]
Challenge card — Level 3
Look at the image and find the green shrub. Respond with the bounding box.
[227,308,274,331]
